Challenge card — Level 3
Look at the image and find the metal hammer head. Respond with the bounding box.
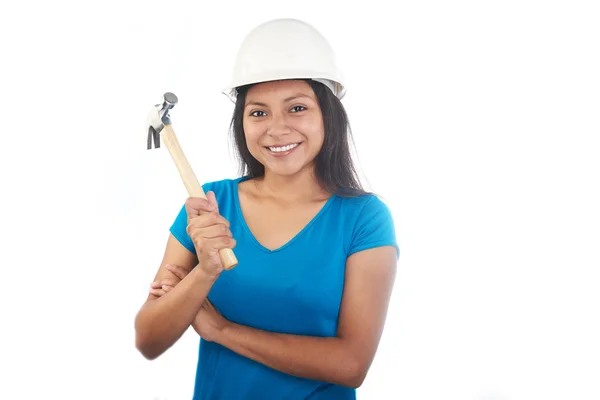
[147,92,178,149]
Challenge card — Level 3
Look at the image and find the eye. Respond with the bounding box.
[250,110,266,117]
[290,105,306,113]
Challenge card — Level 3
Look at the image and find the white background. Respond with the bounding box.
[1,1,599,399]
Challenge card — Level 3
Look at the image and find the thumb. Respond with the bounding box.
[206,191,219,213]
[185,192,217,219]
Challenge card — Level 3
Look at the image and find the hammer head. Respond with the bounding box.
[147,92,178,149]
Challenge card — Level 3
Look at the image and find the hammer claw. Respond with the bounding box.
[147,126,160,149]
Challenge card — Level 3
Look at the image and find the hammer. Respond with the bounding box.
[146,92,238,270]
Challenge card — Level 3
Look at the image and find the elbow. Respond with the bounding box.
[136,330,169,360]
[134,314,162,360]
[343,357,369,389]
[135,334,160,360]
[345,371,367,389]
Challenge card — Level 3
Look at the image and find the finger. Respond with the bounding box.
[162,285,173,292]
[193,223,232,240]
[205,236,237,251]
[165,264,191,280]
[150,281,162,289]
[185,194,217,219]
[158,279,177,287]
[188,212,230,229]
[150,288,166,297]
[186,215,230,240]
[150,280,177,289]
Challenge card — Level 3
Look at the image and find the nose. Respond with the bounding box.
[266,112,292,137]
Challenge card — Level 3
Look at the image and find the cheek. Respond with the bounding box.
[290,116,324,138]
[301,121,325,147]
[243,123,261,146]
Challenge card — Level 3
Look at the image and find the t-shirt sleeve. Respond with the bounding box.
[349,195,400,259]
[168,182,213,254]
[169,203,195,254]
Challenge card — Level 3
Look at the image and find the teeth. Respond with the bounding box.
[269,143,298,153]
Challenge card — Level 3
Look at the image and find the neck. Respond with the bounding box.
[256,168,329,205]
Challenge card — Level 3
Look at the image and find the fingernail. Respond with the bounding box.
[165,264,172,269]
[162,285,168,290]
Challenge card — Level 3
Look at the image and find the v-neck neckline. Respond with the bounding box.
[233,176,336,254]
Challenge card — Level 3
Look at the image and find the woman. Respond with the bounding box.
[135,18,399,399]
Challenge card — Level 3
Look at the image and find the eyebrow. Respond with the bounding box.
[245,94,312,108]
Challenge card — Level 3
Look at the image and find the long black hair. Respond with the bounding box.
[229,79,370,198]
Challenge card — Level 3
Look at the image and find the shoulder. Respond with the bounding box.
[336,192,393,217]
[335,193,399,258]
[201,176,244,193]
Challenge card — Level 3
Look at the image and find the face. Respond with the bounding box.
[243,80,325,178]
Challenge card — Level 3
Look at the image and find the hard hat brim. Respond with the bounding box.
[222,71,346,103]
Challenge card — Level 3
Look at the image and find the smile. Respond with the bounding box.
[266,143,300,153]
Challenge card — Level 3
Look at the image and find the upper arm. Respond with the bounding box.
[143,232,198,303]
[336,246,398,373]
[336,195,399,380]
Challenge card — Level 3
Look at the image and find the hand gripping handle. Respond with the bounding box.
[160,124,238,270]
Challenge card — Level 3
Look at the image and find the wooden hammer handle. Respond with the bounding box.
[160,123,238,270]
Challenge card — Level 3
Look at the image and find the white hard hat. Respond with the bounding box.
[222,18,346,102]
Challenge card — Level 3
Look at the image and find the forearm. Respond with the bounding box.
[135,267,216,359]
[216,323,364,388]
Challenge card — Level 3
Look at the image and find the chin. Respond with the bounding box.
[268,161,318,178]
[267,166,304,177]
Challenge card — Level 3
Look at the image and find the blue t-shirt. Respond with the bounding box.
[169,176,399,400]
